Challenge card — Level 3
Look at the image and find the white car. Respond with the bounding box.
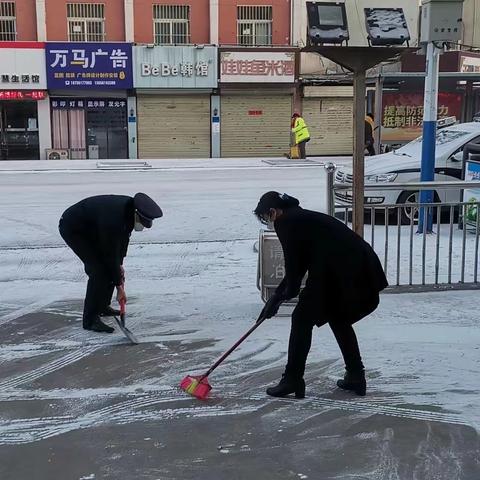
[334,121,480,223]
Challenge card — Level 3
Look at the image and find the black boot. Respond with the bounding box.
[83,315,114,333]
[100,305,121,317]
[266,375,305,399]
[337,370,366,396]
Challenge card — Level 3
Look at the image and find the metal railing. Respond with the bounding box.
[325,163,480,292]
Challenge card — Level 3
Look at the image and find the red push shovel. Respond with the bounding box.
[180,311,268,400]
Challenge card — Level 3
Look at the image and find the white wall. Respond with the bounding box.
[127,96,137,159]
[209,0,219,45]
[37,98,51,159]
[35,0,47,41]
[124,0,134,43]
[462,0,480,48]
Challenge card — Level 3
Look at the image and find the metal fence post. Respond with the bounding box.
[325,162,336,217]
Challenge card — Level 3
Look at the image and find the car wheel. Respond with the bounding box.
[397,191,420,225]
[397,191,443,225]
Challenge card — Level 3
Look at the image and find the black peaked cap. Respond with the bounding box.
[133,193,163,227]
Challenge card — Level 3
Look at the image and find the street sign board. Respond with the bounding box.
[257,230,306,303]
[46,42,133,89]
[134,45,217,89]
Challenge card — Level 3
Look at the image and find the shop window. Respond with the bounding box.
[153,4,190,45]
[52,108,87,159]
[237,5,272,46]
[0,1,16,41]
[67,3,105,42]
[51,99,127,160]
[0,101,39,160]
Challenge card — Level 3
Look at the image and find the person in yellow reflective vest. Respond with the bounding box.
[291,113,310,159]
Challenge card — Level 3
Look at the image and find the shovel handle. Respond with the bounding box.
[200,311,267,380]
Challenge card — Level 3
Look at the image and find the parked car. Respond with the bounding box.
[335,120,480,223]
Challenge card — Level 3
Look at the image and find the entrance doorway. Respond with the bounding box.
[86,105,128,159]
[51,98,128,159]
[0,101,39,160]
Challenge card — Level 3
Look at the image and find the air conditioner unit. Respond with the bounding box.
[46,149,69,160]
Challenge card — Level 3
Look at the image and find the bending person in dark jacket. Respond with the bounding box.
[59,193,163,333]
[254,192,388,397]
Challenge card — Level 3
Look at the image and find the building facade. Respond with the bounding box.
[134,45,217,158]
[46,41,133,159]
[291,0,421,157]
[0,42,49,160]
[219,47,297,157]
[1,0,295,159]
[1,0,478,159]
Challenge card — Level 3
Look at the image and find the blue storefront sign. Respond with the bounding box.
[46,43,133,89]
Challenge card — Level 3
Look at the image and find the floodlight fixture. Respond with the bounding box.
[364,8,411,47]
[306,1,349,46]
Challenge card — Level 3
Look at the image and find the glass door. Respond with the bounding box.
[86,102,127,159]
[0,101,39,160]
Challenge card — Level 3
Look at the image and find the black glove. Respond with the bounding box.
[259,293,284,321]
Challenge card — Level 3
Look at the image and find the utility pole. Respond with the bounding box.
[418,42,441,233]
[418,0,464,233]
[352,70,366,238]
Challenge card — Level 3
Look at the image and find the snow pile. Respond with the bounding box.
[309,27,348,42]
[365,8,410,45]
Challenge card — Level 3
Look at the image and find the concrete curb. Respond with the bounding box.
[0,157,352,174]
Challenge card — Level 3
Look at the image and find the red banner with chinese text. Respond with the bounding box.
[381,92,463,143]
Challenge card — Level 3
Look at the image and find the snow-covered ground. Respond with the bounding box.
[0,163,331,248]
[0,162,479,479]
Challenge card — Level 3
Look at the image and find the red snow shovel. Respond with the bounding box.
[180,311,268,400]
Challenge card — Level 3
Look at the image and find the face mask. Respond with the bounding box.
[266,209,276,230]
[134,212,145,232]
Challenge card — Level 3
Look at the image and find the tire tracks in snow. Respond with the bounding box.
[0,346,99,390]
[0,387,473,445]
[0,391,257,445]
[0,297,60,327]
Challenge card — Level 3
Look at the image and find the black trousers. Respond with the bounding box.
[59,221,115,325]
[285,300,364,380]
[298,141,308,159]
[366,142,376,156]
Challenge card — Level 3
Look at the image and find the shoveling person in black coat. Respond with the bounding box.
[254,192,388,397]
[59,193,162,333]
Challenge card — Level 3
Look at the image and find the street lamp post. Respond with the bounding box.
[418,0,464,233]
[418,42,441,233]
[305,3,414,238]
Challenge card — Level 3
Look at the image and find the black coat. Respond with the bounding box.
[365,120,374,145]
[274,207,388,326]
[60,195,134,286]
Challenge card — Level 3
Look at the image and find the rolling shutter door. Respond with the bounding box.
[303,97,353,156]
[221,95,291,157]
[137,95,210,158]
